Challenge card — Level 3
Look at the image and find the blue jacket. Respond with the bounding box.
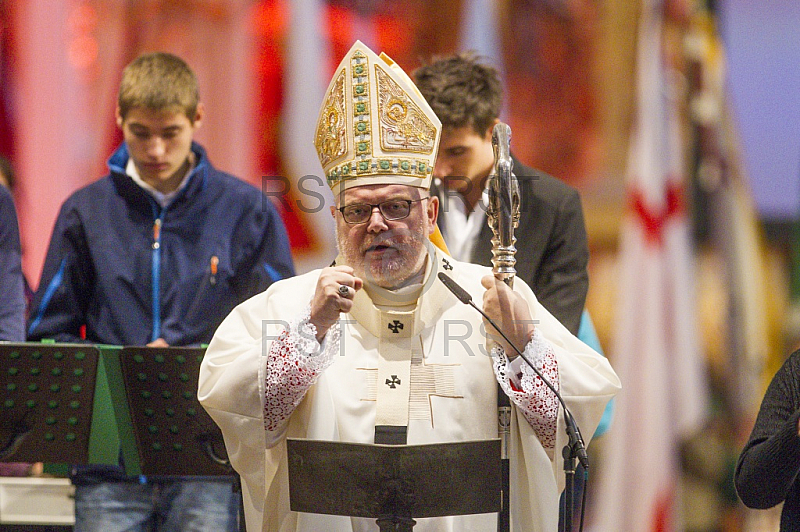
[28,142,295,346]
[0,184,25,341]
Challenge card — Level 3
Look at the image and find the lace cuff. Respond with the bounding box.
[263,306,340,432]
[491,328,560,451]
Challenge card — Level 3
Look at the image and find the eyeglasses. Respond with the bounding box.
[338,197,429,225]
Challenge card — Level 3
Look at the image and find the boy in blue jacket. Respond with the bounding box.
[0,182,25,342]
[28,52,294,531]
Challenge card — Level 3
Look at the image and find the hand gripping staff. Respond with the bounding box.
[483,123,588,532]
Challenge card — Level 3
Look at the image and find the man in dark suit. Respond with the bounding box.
[414,52,589,335]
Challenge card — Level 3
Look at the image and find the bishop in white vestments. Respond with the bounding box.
[198,41,620,532]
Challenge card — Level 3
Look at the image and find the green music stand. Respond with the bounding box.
[0,343,120,467]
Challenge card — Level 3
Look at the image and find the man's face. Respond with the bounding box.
[116,105,203,193]
[334,184,439,289]
[433,124,495,195]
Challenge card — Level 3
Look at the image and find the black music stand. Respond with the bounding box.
[0,343,119,467]
[112,346,230,477]
[111,346,244,531]
[287,438,501,531]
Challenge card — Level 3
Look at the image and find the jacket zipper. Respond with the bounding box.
[151,214,163,342]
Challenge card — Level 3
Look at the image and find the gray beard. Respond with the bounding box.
[338,226,428,289]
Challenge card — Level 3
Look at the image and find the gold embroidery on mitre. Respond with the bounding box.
[316,41,441,193]
[351,50,371,164]
[315,68,348,168]
[375,64,437,154]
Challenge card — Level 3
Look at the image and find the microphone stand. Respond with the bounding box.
[437,272,588,532]
[561,410,581,532]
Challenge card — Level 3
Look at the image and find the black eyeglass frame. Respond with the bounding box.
[337,197,429,225]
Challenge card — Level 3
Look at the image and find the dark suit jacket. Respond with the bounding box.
[434,157,589,335]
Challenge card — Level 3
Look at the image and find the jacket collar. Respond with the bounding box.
[107,142,210,211]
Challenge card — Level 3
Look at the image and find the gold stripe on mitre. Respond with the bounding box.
[314,40,442,197]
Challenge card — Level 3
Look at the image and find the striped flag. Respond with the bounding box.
[458,0,502,62]
[457,0,507,123]
[594,0,708,530]
[280,0,335,273]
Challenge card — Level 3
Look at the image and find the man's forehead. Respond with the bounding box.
[441,125,487,146]
[340,183,424,202]
[123,107,191,129]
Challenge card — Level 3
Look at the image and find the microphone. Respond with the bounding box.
[437,272,589,470]
[438,270,473,304]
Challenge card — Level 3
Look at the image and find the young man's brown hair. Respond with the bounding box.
[117,52,199,121]
[413,51,503,135]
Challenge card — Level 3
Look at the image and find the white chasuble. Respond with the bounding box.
[198,249,621,532]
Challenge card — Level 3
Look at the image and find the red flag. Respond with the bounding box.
[0,1,16,160]
[594,0,708,530]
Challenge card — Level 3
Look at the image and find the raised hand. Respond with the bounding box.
[309,266,363,342]
[481,275,536,357]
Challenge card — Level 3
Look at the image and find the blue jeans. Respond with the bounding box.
[73,478,238,532]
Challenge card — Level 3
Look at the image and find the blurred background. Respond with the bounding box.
[1,0,799,530]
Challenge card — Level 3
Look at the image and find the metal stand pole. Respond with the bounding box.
[562,447,576,532]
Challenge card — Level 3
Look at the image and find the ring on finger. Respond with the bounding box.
[338,284,350,297]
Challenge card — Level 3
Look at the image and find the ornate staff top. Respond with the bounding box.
[486,122,520,288]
